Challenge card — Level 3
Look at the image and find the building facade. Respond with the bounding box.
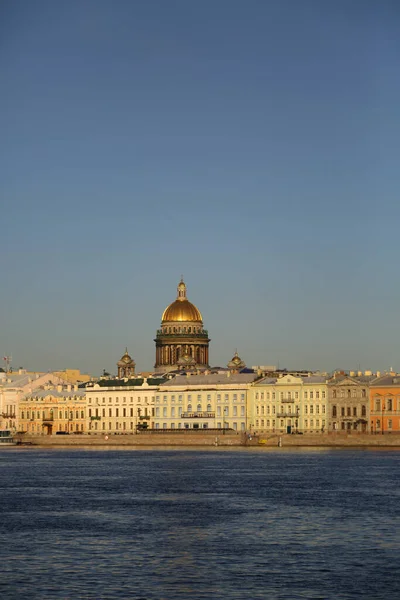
[370,374,400,434]
[249,375,328,434]
[84,377,165,434]
[0,370,67,432]
[154,279,210,372]
[327,374,372,432]
[155,371,257,431]
[19,384,86,435]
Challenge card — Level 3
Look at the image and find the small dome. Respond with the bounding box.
[162,279,203,323]
[227,351,245,371]
[117,348,135,366]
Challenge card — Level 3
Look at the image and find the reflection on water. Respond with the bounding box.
[0,449,399,600]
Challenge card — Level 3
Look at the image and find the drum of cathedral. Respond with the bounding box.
[154,279,210,372]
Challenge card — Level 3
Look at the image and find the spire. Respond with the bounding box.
[177,278,187,301]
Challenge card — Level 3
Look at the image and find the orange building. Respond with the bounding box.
[370,374,400,434]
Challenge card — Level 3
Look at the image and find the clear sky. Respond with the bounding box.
[1,0,399,376]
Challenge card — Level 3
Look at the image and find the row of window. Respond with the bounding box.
[255,391,326,400]
[89,396,152,404]
[254,419,326,429]
[155,393,246,403]
[332,406,367,418]
[256,405,326,415]
[374,399,397,411]
[22,410,85,420]
[155,405,245,417]
[332,389,367,398]
[154,422,246,431]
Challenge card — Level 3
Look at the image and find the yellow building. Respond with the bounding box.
[53,369,92,384]
[19,384,87,435]
[249,374,328,434]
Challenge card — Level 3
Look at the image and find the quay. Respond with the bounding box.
[12,431,400,448]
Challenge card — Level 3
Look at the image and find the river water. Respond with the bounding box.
[0,448,399,600]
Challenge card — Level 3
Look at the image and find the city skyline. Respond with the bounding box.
[2,1,399,374]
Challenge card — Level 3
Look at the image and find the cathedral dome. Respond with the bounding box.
[161,279,203,323]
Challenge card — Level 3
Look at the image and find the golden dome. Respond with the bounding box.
[161,279,203,323]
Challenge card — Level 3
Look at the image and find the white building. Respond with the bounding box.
[155,372,257,431]
[84,376,165,434]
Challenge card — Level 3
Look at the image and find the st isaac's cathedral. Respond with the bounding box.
[154,279,210,373]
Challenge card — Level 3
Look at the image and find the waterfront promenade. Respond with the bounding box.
[13,432,400,448]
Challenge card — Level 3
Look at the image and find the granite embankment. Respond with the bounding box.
[14,432,400,447]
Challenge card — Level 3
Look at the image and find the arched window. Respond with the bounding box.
[197,404,202,412]
[332,405,337,417]
[207,403,211,412]
[187,404,192,412]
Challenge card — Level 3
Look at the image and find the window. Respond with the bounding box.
[197,404,202,412]
[341,407,345,417]
[171,407,175,417]
[240,394,245,401]
[163,407,167,417]
[109,408,112,417]
[362,389,366,398]
[310,392,313,399]
[304,392,308,399]
[241,406,245,416]
[305,405,308,415]
[217,406,221,417]
[388,419,392,429]
[266,392,270,400]
[316,391,320,399]
[233,406,237,416]
[322,391,326,399]
[316,405,320,414]
[156,407,160,417]
[362,405,366,417]
[387,398,393,411]
[310,405,314,414]
[353,407,357,417]
[123,408,126,417]
[295,392,299,399]
[347,407,351,417]
[102,409,105,417]
[187,404,192,412]
[333,390,336,398]
[375,399,381,411]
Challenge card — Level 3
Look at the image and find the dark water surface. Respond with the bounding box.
[0,448,399,600]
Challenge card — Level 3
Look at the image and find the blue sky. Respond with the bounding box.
[1,0,399,375]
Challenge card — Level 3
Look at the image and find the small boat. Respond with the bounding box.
[0,430,17,446]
